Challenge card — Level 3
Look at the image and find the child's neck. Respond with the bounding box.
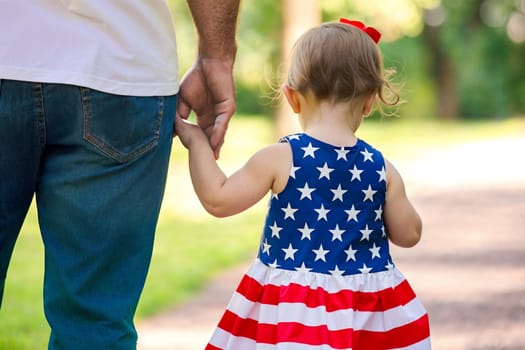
[300,100,361,147]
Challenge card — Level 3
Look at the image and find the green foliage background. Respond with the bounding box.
[169,0,525,119]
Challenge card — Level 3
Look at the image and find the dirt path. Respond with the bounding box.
[137,137,525,350]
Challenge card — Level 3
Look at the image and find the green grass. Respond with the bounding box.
[137,213,262,316]
[0,202,48,349]
[1,114,523,348]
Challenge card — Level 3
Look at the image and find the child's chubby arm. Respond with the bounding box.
[383,158,422,248]
[175,115,291,217]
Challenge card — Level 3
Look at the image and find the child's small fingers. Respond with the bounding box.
[176,114,198,130]
[176,98,191,120]
[174,114,183,135]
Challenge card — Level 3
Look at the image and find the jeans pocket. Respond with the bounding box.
[81,88,164,163]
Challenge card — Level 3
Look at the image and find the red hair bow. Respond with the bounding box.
[339,18,381,44]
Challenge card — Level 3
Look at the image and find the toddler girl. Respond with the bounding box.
[176,18,431,350]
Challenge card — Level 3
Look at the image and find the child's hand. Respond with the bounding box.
[174,114,208,150]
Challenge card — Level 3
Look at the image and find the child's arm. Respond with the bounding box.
[175,116,291,217]
[383,158,422,247]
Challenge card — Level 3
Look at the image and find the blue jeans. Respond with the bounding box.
[0,80,177,349]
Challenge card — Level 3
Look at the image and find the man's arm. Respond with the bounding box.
[176,0,241,159]
[186,0,239,60]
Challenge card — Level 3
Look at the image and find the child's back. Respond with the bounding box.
[260,134,392,276]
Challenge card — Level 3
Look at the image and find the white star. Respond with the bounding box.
[312,244,329,262]
[345,205,360,222]
[385,261,394,270]
[298,222,314,240]
[349,165,363,182]
[329,224,345,242]
[290,165,300,179]
[269,259,279,268]
[301,142,319,158]
[377,166,386,182]
[369,243,381,259]
[269,221,282,238]
[362,185,377,202]
[360,148,374,162]
[282,243,298,261]
[359,263,372,274]
[271,193,279,200]
[330,184,347,202]
[288,134,300,140]
[374,206,383,221]
[297,182,316,200]
[281,203,298,220]
[335,147,350,161]
[314,204,330,221]
[329,265,345,276]
[345,245,358,262]
[295,262,312,273]
[317,162,334,180]
[381,225,387,238]
[360,225,373,241]
[262,239,271,255]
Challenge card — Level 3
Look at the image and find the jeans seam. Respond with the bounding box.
[32,83,46,148]
[157,96,164,140]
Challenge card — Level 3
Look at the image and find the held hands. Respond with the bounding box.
[174,114,208,150]
[175,56,236,159]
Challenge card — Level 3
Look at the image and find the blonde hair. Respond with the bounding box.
[286,22,400,112]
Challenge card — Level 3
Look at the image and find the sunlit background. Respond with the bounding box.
[0,1,524,349]
[172,0,525,124]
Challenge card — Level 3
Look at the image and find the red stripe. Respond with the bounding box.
[205,344,222,350]
[236,273,416,312]
[216,310,430,349]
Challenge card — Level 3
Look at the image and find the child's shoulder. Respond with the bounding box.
[355,137,382,152]
[278,132,304,144]
[355,138,387,166]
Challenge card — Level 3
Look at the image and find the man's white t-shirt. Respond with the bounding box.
[0,0,179,96]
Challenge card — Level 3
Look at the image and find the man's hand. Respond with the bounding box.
[176,0,240,159]
[176,57,235,159]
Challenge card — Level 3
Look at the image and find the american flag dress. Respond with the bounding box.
[206,133,431,350]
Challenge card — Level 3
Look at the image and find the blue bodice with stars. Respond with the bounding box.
[257,133,394,276]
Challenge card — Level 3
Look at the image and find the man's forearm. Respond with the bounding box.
[186,0,240,60]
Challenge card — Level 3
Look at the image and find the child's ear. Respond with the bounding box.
[282,84,301,113]
[362,94,376,116]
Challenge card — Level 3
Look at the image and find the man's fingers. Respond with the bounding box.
[210,112,234,159]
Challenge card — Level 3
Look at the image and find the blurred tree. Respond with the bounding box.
[275,0,321,137]
[168,0,281,115]
[233,0,282,115]
[423,6,459,119]
[311,0,525,119]
[426,0,524,119]
[169,0,524,120]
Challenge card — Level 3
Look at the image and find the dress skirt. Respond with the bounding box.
[205,259,431,350]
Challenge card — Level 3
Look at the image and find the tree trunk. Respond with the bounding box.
[275,0,321,138]
[422,14,459,120]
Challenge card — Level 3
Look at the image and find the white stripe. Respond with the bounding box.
[246,259,407,293]
[208,327,256,350]
[209,327,341,350]
[226,291,426,332]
